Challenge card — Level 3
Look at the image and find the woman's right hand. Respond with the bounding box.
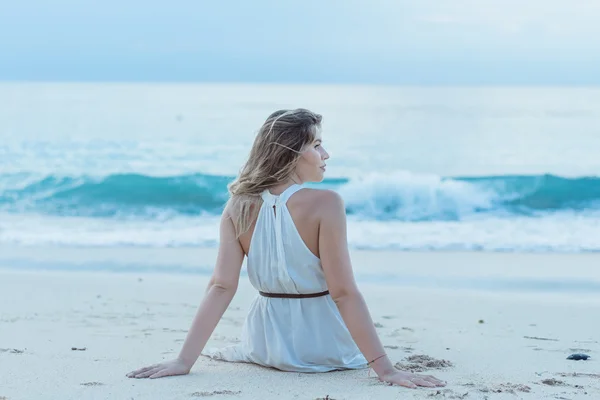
[379,370,447,389]
[126,358,191,379]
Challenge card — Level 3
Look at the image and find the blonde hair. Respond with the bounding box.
[226,108,322,237]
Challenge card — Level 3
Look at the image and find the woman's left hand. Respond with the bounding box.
[379,370,447,389]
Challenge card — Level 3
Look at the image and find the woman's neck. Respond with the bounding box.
[268,179,301,196]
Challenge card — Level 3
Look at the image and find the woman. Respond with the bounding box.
[127,109,446,389]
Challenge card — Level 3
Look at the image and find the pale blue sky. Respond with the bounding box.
[1,0,599,84]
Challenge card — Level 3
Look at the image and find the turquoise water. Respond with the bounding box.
[1,83,600,251]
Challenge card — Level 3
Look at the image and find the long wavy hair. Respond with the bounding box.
[226,108,322,237]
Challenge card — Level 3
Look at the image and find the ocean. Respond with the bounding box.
[1,83,600,252]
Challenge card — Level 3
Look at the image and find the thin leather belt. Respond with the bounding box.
[259,290,330,299]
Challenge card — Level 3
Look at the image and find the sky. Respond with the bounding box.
[1,0,599,85]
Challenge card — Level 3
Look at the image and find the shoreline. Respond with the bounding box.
[1,245,600,295]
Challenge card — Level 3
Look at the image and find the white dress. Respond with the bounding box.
[202,184,368,372]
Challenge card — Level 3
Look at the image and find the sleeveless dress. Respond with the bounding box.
[201,184,368,372]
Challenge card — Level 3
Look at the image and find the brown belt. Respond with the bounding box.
[259,290,330,299]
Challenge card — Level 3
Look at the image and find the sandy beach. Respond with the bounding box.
[1,248,599,400]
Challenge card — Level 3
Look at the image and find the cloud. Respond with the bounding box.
[0,0,599,83]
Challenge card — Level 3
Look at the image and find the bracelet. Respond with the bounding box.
[367,354,387,365]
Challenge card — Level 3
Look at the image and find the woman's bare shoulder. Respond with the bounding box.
[293,188,345,214]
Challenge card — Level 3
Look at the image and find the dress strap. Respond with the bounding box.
[260,183,301,206]
[258,184,302,285]
[278,184,302,204]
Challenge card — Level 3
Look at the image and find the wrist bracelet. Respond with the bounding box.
[367,354,387,365]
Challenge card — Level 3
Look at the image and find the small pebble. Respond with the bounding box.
[567,353,590,361]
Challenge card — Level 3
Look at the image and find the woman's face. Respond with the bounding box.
[295,131,330,183]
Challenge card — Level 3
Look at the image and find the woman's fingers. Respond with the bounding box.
[421,374,447,386]
[397,379,418,389]
[135,367,163,379]
[126,359,191,380]
[411,378,436,388]
[381,375,418,389]
[383,372,447,389]
[149,368,174,379]
[126,365,157,378]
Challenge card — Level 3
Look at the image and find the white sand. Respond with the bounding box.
[1,249,599,400]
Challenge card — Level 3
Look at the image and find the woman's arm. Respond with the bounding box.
[127,206,244,379]
[318,191,445,389]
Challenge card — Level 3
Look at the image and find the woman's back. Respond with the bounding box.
[243,184,324,294]
[238,185,330,259]
[202,184,368,372]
